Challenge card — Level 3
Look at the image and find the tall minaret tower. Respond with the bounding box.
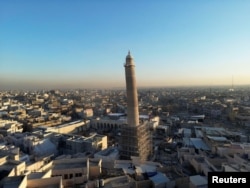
[120,51,152,161]
[124,51,139,126]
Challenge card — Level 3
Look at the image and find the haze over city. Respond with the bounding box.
[1,0,250,90]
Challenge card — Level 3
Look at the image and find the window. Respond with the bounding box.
[75,173,82,177]
[64,174,68,179]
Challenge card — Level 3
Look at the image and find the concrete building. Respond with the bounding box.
[0,156,102,188]
[149,172,171,188]
[106,158,169,188]
[0,176,28,188]
[94,147,120,161]
[27,176,63,188]
[0,120,23,136]
[189,175,208,188]
[20,135,57,160]
[102,175,152,188]
[51,157,102,186]
[58,133,108,155]
[83,108,94,118]
[39,120,90,134]
[0,154,26,179]
[90,113,153,130]
[119,52,152,161]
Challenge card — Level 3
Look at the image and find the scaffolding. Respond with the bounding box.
[119,122,153,161]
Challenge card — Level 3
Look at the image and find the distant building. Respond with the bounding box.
[189,175,208,188]
[83,108,93,118]
[39,120,90,134]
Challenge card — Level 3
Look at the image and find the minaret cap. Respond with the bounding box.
[126,50,133,59]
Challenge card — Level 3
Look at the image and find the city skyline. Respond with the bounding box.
[1,0,250,90]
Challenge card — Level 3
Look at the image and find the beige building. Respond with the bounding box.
[91,115,126,130]
[83,108,94,118]
[94,147,120,161]
[0,156,102,188]
[51,158,102,186]
[27,176,63,188]
[91,114,154,130]
[41,120,90,134]
[0,120,23,136]
[101,175,152,188]
[0,155,26,177]
[22,135,57,159]
[61,133,107,154]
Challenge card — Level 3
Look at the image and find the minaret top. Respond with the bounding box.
[126,50,133,59]
[125,51,135,67]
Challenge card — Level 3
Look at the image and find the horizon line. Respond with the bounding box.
[1,83,250,92]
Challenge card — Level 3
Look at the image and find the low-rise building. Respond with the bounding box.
[59,133,107,155]
[189,175,207,188]
[94,147,120,161]
[0,120,23,136]
[39,120,90,134]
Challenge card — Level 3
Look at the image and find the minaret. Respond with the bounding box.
[119,51,152,161]
[119,52,153,161]
[124,51,139,126]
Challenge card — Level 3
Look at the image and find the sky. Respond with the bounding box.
[1,0,250,90]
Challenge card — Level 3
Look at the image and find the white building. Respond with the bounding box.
[0,120,23,136]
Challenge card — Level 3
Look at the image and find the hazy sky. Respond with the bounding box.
[1,0,250,90]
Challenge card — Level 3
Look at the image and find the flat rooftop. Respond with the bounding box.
[207,136,228,142]
[0,176,25,188]
[0,161,20,172]
[53,162,87,170]
[108,113,125,117]
[190,175,207,186]
[190,138,210,151]
[96,148,118,157]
